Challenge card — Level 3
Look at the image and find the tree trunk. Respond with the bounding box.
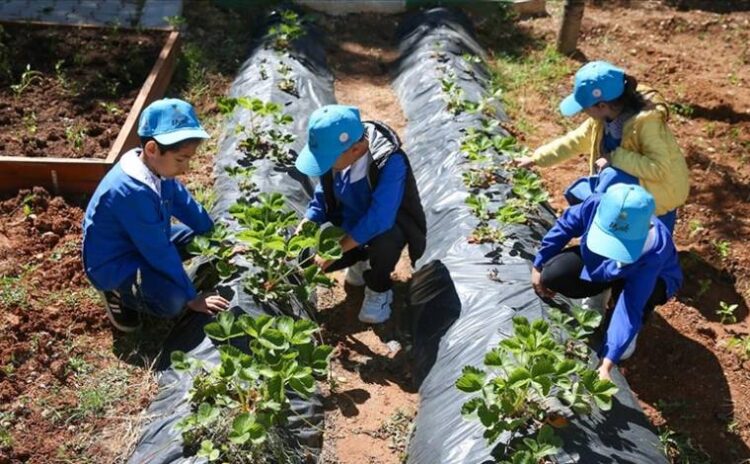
[557,0,586,55]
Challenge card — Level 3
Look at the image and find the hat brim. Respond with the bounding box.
[295,144,332,177]
[586,218,646,264]
[153,128,210,145]
[559,94,584,117]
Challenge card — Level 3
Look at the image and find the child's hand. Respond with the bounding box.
[595,157,610,172]
[187,294,230,315]
[531,267,556,298]
[314,254,333,271]
[512,156,536,169]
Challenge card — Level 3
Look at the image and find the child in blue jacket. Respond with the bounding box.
[83,99,229,332]
[295,105,426,324]
[531,184,682,380]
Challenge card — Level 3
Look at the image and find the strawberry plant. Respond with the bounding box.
[456,308,617,463]
[229,193,344,314]
[466,193,492,222]
[496,200,527,225]
[266,10,305,52]
[218,96,296,166]
[512,169,549,206]
[172,311,333,462]
[225,166,257,194]
[189,223,238,291]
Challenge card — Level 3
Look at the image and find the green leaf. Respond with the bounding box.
[259,328,289,351]
[456,366,486,392]
[317,226,345,260]
[291,319,318,344]
[484,348,504,367]
[277,316,295,340]
[204,311,243,341]
[312,344,333,375]
[507,367,531,389]
[289,374,315,397]
[171,351,198,372]
[461,397,484,417]
[196,403,220,425]
[229,412,267,445]
[592,379,619,411]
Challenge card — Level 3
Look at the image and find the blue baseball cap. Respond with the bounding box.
[587,184,655,264]
[560,61,625,117]
[295,105,365,176]
[137,98,209,145]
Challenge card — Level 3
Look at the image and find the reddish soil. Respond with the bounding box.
[482,1,750,461]
[0,24,163,159]
[318,14,418,464]
[0,188,157,463]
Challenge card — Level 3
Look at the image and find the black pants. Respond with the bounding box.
[327,225,407,292]
[540,246,667,320]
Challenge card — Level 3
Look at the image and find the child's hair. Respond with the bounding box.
[139,136,203,154]
[609,74,646,114]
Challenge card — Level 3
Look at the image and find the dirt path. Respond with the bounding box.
[316,14,418,464]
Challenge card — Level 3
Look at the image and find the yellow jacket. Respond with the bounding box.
[532,90,690,215]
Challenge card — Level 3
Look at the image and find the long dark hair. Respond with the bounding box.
[610,74,646,114]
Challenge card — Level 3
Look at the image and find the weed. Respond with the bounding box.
[670,102,695,118]
[372,409,415,459]
[11,64,42,96]
[695,278,711,299]
[99,101,122,115]
[716,301,738,324]
[0,412,13,449]
[659,427,711,464]
[0,276,27,309]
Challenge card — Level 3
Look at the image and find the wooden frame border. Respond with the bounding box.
[0,27,181,195]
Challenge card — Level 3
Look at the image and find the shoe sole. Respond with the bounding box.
[99,291,141,333]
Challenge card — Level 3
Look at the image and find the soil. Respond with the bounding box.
[0,188,157,463]
[0,24,164,159]
[317,14,418,464]
[479,1,750,461]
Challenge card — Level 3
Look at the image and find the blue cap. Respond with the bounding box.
[137,98,209,145]
[587,184,655,264]
[295,105,365,176]
[560,61,625,117]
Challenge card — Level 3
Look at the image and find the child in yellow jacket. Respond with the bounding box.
[516,61,689,232]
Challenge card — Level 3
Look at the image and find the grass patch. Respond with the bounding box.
[0,275,28,309]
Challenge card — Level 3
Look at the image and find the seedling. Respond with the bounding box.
[470,224,505,245]
[172,312,333,462]
[99,101,122,115]
[440,71,474,115]
[11,64,42,96]
[277,62,298,96]
[219,97,296,166]
[22,112,37,136]
[688,219,705,238]
[512,169,549,206]
[726,335,750,360]
[267,10,305,52]
[466,193,492,221]
[457,309,616,463]
[65,123,88,154]
[712,239,731,260]
[496,200,527,225]
[695,278,711,299]
[716,301,738,324]
[225,166,257,193]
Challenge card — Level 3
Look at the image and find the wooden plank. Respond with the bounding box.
[104,30,181,164]
[0,158,110,195]
[0,29,181,195]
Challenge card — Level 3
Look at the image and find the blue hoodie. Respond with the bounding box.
[82,149,213,302]
[533,194,682,362]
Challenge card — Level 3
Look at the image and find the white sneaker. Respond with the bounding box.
[345,260,369,287]
[358,288,392,324]
[581,288,612,314]
[620,334,638,360]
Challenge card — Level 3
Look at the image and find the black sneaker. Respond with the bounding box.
[99,290,141,332]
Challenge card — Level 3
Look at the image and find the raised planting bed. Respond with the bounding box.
[0,22,180,195]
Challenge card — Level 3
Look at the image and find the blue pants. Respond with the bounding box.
[567,167,677,234]
[116,224,196,318]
